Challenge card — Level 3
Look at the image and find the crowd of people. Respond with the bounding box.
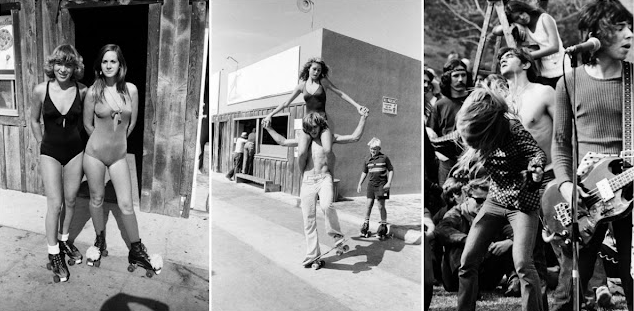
[424,1,633,310]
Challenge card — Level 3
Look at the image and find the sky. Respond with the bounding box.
[210,0,421,73]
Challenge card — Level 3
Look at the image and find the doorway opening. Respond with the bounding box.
[71,5,149,195]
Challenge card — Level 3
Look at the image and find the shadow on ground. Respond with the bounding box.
[62,180,132,250]
[321,235,406,274]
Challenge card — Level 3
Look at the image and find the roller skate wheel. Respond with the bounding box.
[87,260,93,267]
[336,250,343,256]
[155,269,161,275]
[67,259,75,266]
[102,250,108,257]
[127,264,135,272]
[311,262,320,270]
[46,263,52,270]
[146,270,154,278]
[94,260,100,268]
[342,245,349,252]
[53,275,60,283]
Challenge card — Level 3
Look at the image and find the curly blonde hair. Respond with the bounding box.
[43,44,84,80]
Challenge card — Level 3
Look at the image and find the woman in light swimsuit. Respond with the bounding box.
[262,58,368,177]
[30,44,87,283]
[83,44,160,275]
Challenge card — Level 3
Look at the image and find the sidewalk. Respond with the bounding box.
[211,172,422,245]
[0,166,210,310]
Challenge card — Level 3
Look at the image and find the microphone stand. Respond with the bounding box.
[566,50,581,311]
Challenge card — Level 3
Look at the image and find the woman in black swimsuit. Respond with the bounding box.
[29,44,88,283]
[262,58,368,175]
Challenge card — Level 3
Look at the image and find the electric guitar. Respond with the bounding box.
[541,154,634,247]
[428,130,463,159]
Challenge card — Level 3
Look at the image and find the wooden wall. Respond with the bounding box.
[213,103,305,196]
[0,0,208,219]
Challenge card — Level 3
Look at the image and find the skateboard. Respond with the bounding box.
[305,238,349,270]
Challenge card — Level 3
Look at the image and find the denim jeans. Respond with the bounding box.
[299,173,343,263]
[457,199,543,311]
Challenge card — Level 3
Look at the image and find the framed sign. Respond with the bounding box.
[382,96,397,115]
[0,14,16,116]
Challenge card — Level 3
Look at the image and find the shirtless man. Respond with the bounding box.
[499,46,554,310]
[264,112,368,266]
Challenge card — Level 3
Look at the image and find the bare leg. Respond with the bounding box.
[59,152,84,236]
[377,199,387,222]
[297,131,312,174]
[109,157,140,244]
[41,155,63,247]
[83,153,107,234]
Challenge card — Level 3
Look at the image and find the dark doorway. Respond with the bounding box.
[71,5,149,195]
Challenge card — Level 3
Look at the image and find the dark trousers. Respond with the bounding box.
[550,217,633,311]
[442,244,512,292]
[457,200,543,311]
[242,144,254,175]
[226,152,244,179]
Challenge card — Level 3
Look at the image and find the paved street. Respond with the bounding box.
[211,177,421,311]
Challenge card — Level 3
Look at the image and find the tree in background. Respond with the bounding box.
[424,0,587,73]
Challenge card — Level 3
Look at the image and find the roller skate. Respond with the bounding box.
[128,240,163,278]
[59,240,82,266]
[46,253,69,283]
[86,231,108,267]
[377,222,389,241]
[359,221,371,238]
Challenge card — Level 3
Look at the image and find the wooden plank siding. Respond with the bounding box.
[215,103,305,196]
[179,0,207,218]
[145,0,192,217]
[20,0,43,194]
[140,3,161,213]
[0,125,6,188]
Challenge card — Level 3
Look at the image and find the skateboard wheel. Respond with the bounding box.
[342,245,349,252]
[53,275,60,283]
[127,265,135,272]
[46,263,52,270]
[336,250,343,256]
[312,262,320,270]
[68,259,75,266]
[146,270,154,278]
[94,260,100,268]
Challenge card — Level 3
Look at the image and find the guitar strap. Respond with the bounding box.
[624,62,634,278]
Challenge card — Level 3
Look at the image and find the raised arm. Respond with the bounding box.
[333,113,368,144]
[126,83,139,137]
[263,122,297,147]
[83,86,96,136]
[322,78,368,115]
[262,83,303,127]
[29,83,46,144]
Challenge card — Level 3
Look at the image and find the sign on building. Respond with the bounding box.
[382,96,397,115]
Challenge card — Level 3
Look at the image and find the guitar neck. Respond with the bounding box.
[610,167,634,191]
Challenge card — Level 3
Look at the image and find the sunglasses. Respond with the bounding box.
[470,196,486,205]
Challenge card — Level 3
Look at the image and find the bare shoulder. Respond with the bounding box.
[126,82,138,95]
[533,84,555,99]
[33,81,47,95]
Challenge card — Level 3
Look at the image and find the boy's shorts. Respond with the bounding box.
[367,183,389,200]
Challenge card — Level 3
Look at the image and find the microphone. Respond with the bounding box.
[565,37,601,54]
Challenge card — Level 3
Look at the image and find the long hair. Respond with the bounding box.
[439,59,473,98]
[504,0,544,24]
[455,86,511,161]
[299,58,330,81]
[578,0,633,65]
[43,44,84,81]
[92,44,129,104]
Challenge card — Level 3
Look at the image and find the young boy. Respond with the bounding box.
[357,138,394,240]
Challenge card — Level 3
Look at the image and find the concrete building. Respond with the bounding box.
[211,28,421,198]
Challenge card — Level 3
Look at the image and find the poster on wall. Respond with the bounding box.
[0,15,14,72]
[382,96,397,115]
